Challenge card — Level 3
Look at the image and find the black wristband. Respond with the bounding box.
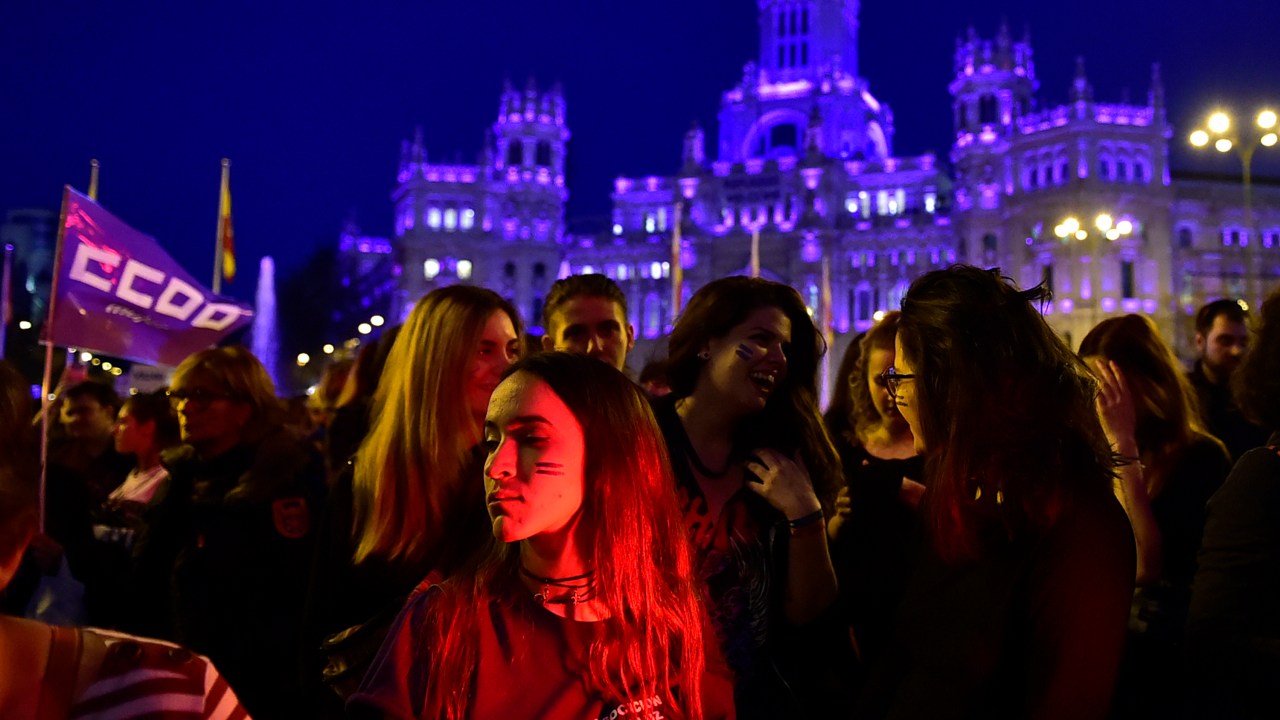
[785,510,824,529]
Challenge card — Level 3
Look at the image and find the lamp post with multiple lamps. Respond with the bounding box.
[1189,109,1278,303]
[1053,212,1137,333]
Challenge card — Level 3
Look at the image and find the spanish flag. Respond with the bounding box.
[216,159,236,287]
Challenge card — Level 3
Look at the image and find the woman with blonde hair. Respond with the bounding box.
[306,285,522,707]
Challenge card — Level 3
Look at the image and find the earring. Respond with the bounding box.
[697,350,711,360]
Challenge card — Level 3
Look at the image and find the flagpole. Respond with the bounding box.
[213,159,230,295]
[39,186,73,533]
[670,201,684,319]
[0,243,12,359]
[750,226,761,278]
[820,253,833,408]
[87,159,100,202]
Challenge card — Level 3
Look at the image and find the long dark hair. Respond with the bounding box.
[897,266,1113,562]
[666,276,841,510]
[423,353,706,720]
[1232,286,1280,432]
[1079,314,1223,498]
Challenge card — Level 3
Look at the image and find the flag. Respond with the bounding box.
[217,159,236,286]
[44,187,254,367]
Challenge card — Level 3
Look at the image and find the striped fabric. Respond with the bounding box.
[69,629,250,719]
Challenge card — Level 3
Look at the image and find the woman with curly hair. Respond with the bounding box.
[859,266,1135,719]
[659,276,844,717]
[350,353,734,719]
[825,311,922,673]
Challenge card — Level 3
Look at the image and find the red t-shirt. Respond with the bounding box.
[350,587,735,720]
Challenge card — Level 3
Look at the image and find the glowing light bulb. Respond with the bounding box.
[1208,112,1231,134]
[1215,138,1234,153]
[1258,110,1277,130]
[1190,130,1210,147]
[1096,214,1113,232]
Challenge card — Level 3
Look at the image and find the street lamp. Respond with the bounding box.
[1053,212,1137,324]
[1188,107,1279,301]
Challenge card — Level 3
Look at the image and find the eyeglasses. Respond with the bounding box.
[878,367,916,397]
[167,388,237,407]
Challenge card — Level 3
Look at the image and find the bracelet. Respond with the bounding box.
[784,510,824,529]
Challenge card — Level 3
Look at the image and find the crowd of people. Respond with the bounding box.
[0,265,1276,719]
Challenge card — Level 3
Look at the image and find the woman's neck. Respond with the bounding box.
[519,529,589,581]
[135,446,163,472]
[861,421,916,460]
[675,392,738,462]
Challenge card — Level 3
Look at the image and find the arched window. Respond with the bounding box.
[535,141,552,167]
[983,233,998,254]
[533,262,546,280]
[504,261,516,279]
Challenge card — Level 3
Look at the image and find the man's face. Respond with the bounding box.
[1196,314,1249,379]
[60,396,116,441]
[542,296,634,372]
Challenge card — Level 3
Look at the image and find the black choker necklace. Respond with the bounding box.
[520,567,596,606]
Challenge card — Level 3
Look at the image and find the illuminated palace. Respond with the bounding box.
[362,0,1280,363]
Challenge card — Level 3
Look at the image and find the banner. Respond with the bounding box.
[45,188,254,368]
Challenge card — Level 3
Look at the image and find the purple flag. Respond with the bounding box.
[45,188,254,367]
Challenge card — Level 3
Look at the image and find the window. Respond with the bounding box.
[535,141,552,167]
[1177,227,1193,249]
[506,140,523,167]
[533,262,546,280]
[924,191,937,213]
[504,261,516,279]
[982,233,998,254]
[643,293,662,339]
[427,207,441,229]
[645,214,656,233]
[443,208,457,231]
[530,297,542,324]
[979,95,998,125]
[770,123,799,152]
[801,43,808,66]
[855,286,873,322]
[460,207,475,230]
[1121,260,1135,299]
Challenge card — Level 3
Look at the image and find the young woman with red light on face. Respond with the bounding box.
[658,277,845,717]
[351,353,734,720]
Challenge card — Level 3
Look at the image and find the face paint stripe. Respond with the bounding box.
[735,344,753,360]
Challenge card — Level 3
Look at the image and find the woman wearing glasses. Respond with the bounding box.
[825,311,923,675]
[858,266,1135,719]
[657,277,845,717]
[134,345,326,718]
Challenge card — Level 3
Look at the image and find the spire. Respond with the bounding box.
[410,126,425,164]
[996,17,1011,49]
[1071,56,1093,103]
[1148,62,1165,109]
[682,121,705,171]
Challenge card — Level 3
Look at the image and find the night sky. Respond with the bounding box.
[4,0,1280,304]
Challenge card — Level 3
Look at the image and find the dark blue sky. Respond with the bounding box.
[3,0,1279,303]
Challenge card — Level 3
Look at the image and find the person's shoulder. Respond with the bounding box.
[75,629,246,719]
